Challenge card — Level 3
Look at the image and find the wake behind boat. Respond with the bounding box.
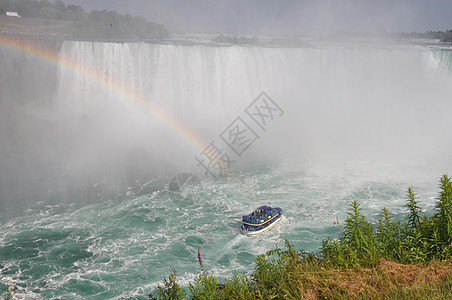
[241,206,283,236]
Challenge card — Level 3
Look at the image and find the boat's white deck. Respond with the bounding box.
[241,215,282,236]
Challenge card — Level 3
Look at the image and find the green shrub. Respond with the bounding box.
[220,273,255,300]
[187,272,219,300]
[434,175,452,251]
[149,269,186,300]
[406,187,421,230]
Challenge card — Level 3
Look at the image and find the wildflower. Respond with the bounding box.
[4,286,16,300]
[197,246,202,263]
[197,245,205,272]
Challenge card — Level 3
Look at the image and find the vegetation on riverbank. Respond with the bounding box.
[0,0,168,39]
[398,30,452,43]
[150,175,452,299]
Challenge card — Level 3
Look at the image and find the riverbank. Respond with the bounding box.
[150,241,452,299]
[0,15,71,44]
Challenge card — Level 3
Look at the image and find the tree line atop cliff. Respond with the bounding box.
[398,30,452,43]
[0,0,169,39]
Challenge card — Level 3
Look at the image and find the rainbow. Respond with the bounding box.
[0,34,208,154]
[0,34,241,180]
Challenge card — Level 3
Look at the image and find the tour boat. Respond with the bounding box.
[241,206,283,236]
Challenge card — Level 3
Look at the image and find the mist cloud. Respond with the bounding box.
[65,0,452,33]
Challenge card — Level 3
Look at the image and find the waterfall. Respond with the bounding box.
[429,49,452,72]
[57,41,452,166]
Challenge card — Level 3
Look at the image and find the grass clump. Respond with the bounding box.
[149,174,452,299]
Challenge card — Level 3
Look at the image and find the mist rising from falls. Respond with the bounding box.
[2,40,452,216]
[57,41,452,170]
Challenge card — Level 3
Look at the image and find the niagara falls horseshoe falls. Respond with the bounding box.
[1,0,452,299]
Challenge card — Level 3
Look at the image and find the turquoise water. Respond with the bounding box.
[0,160,448,299]
[2,40,452,298]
